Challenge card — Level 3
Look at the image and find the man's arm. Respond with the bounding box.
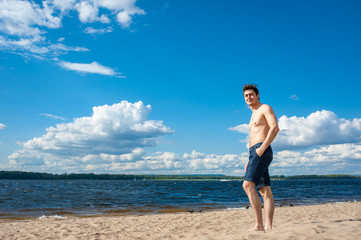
[256,105,279,157]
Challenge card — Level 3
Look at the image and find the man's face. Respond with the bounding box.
[243,89,259,106]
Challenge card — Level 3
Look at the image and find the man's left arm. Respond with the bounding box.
[256,105,279,157]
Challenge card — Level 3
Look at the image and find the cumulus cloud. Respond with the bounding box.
[113,151,186,173]
[228,124,249,135]
[6,99,251,174]
[75,1,110,24]
[230,110,361,150]
[8,101,172,170]
[5,147,248,175]
[0,0,145,59]
[275,110,361,150]
[50,0,76,12]
[182,150,247,175]
[6,105,360,175]
[58,61,123,77]
[96,0,146,27]
[273,143,361,175]
[0,123,7,129]
[4,143,360,175]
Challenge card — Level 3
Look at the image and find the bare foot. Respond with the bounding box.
[247,226,265,232]
[265,226,272,232]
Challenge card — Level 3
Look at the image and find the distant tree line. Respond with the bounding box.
[275,174,361,179]
[0,171,240,180]
[0,171,359,180]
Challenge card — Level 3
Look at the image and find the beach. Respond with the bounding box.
[0,201,360,240]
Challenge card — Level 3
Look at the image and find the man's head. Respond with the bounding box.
[243,84,260,106]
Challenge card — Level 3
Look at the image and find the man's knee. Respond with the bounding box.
[259,186,273,199]
[259,188,265,198]
[243,180,255,192]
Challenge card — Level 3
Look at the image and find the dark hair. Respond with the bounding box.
[243,84,260,100]
[243,84,259,95]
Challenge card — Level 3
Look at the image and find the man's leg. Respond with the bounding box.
[243,180,264,231]
[259,186,274,231]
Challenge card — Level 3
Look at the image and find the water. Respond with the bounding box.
[0,179,360,219]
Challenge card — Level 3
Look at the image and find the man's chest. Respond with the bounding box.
[249,112,266,130]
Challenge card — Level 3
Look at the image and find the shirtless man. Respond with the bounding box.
[242,84,279,232]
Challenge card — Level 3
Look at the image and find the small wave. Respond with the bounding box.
[226,207,247,210]
[330,200,360,204]
[39,215,67,219]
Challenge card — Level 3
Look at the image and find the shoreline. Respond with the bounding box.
[1,201,360,239]
[1,199,359,221]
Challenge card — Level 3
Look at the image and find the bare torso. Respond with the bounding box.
[249,104,270,148]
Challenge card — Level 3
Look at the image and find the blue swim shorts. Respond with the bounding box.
[244,142,273,190]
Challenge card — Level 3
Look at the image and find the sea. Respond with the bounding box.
[0,179,360,219]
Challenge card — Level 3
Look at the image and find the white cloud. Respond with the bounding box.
[272,143,361,175]
[51,0,76,13]
[0,0,61,37]
[0,123,6,129]
[40,113,66,121]
[0,35,88,58]
[4,108,361,175]
[96,0,146,27]
[71,0,146,27]
[5,146,248,175]
[84,26,113,35]
[275,110,361,150]
[0,0,144,37]
[75,1,110,24]
[5,142,360,175]
[12,100,172,157]
[0,0,62,57]
[8,101,173,172]
[48,43,89,53]
[0,0,145,62]
[183,146,360,175]
[182,150,247,175]
[230,110,361,150]
[290,94,299,100]
[6,105,360,175]
[58,61,123,77]
[116,151,186,172]
[116,11,132,27]
[228,124,249,135]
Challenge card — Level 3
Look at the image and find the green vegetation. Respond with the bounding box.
[274,174,361,180]
[0,171,360,180]
[0,171,241,180]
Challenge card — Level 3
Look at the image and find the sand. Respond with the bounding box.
[1,201,360,240]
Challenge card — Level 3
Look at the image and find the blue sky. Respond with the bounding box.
[0,0,360,176]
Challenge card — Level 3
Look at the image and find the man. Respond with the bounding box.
[242,84,279,232]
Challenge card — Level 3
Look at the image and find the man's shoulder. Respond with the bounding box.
[260,104,276,115]
[260,104,272,111]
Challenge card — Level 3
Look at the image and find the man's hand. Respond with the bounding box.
[256,147,264,157]
[244,161,248,171]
